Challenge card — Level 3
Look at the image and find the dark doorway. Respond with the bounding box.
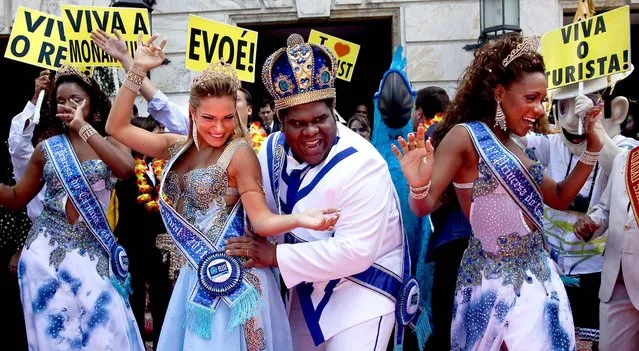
[1,36,42,180]
[241,17,393,125]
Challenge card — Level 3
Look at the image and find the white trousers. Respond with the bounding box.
[599,282,639,351]
[289,292,394,351]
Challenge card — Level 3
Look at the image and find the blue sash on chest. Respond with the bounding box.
[158,140,260,339]
[462,121,544,232]
[266,133,421,349]
[43,135,131,299]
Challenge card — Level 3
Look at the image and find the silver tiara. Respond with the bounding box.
[502,36,541,67]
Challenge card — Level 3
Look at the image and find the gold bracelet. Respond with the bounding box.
[123,65,146,93]
[80,125,98,142]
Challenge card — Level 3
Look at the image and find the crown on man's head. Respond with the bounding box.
[262,33,338,111]
[191,60,241,91]
[502,36,541,67]
[55,65,93,86]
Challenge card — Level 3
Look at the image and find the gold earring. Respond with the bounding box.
[192,119,200,150]
[495,102,507,131]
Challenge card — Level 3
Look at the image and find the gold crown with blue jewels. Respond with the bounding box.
[262,33,338,111]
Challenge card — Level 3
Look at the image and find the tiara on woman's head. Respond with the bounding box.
[190,60,240,91]
[502,36,541,67]
[55,65,93,86]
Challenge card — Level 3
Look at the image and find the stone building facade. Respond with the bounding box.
[2,0,637,113]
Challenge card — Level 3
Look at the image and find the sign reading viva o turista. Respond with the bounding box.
[541,6,630,90]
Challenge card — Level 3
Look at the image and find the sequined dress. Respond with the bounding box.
[157,138,292,351]
[451,160,576,351]
[18,142,144,350]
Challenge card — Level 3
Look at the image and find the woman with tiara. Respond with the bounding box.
[0,66,143,350]
[105,34,338,351]
[392,34,606,350]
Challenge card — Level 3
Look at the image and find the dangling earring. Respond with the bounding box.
[495,101,508,131]
[192,119,200,150]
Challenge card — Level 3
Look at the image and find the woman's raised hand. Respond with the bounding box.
[391,125,434,189]
[132,32,167,72]
[91,29,128,62]
[296,208,340,231]
[584,103,605,153]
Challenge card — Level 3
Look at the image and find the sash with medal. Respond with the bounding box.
[43,135,131,298]
[462,121,545,233]
[158,140,260,340]
[266,132,422,349]
[625,146,639,225]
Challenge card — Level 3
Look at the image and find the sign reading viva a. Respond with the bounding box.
[308,30,360,82]
[61,5,150,67]
[185,15,258,83]
[541,6,630,89]
[4,7,67,70]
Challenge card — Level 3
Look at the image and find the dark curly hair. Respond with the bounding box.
[432,34,545,148]
[35,74,111,144]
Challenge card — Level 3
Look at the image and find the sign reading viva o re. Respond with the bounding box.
[61,5,150,67]
[186,16,258,83]
[4,7,67,70]
[541,6,630,90]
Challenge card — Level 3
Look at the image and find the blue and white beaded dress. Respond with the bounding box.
[451,160,576,351]
[18,143,143,350]
[157,138,292,351]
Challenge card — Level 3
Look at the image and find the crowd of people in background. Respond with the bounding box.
[1,22,638,351]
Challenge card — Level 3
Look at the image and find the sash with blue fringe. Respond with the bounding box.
[43,135,132,299]
[267,132,422,350]
[158,140,260,339]
[462,121,544,232]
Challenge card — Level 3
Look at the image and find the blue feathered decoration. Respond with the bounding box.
[371,46,433,350]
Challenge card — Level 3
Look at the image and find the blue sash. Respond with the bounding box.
[266,133,420,348]
[43,135,131,298]
[158,140,259,339]
[462,121,544,232]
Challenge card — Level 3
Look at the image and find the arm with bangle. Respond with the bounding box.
[91,29,189,135]
[57,100,135,179]
[104,33,179,160]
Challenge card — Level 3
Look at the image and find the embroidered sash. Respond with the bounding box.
[158,140,259,339]
[463,121,544,233]
[625,146,639,224]
[43,135,131,298]
[266,132,421,348]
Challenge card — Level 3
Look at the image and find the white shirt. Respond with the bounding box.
[259,124,403,341]
[589,149,639,308]
[8,101,45,221]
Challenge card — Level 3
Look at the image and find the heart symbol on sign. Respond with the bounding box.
[334,42,350,58]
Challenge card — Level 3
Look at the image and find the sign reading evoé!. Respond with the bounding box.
[185,15,258,83]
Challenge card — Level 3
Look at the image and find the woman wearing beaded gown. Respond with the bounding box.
[0,67,143,350]
[105,34,338,351]
[392,35,606,351]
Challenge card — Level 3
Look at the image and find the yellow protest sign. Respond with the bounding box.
[541,6,630,90]
[185,15,258,83]
[4,7,67,70]
[62,5,150,67]
[308,30,360,82]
